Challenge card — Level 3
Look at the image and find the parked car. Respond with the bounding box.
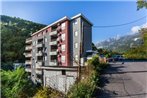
[86,50,98,60]
[113,55,124,61]
[106,57,113,62]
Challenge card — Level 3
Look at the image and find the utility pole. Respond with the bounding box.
[41,37,45,86]
[78,22,84,81]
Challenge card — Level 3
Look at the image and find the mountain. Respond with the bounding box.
[95,33,143,53]
[1,15,46,68]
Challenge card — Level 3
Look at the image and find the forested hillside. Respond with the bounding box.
[1,15,46,69]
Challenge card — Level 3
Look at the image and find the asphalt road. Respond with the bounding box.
[98,61,147,98]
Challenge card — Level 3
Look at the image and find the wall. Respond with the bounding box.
[44,69,77,93]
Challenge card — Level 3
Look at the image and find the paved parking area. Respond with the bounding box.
[98,62,147,98]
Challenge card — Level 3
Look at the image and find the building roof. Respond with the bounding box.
[31,16,69,36]
[31,13,93,36]
[71,13,93,26]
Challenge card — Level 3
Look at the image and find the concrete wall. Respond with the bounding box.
[44,69,77,93]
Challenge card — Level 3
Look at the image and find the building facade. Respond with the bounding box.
[24,13,92,93]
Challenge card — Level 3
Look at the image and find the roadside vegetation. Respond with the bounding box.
[124,28,147,60]
[1,67,38,98]
[34,87,63,98]
[67,55,109,98]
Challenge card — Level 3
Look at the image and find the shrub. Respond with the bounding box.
[68,55,109,98]
[1,67,38,98]
[34,87,61,98]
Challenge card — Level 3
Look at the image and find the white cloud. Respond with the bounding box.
[142,23,147,28]
[130,23,147,34]
[131,26,140,34]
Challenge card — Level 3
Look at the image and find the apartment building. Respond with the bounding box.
[24,13,92,93]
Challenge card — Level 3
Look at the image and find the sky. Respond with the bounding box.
[1,1,147,43]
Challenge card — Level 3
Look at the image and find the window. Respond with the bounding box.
[33,41,36,46]
[61,44,65,51]
[74,19,78,24]
[43,31,46,35]
[33,49,35,52]
[62,70,66,75]
[61,23,65,30]
[38,33,42,37]
[36,41,38,44]
[61,34,65,41]
[74,31,78,36]
[74,43,78,48]
[75,55,78,61]
[45,56,47,61]
[45,38,47,42]
[61,56,65,63]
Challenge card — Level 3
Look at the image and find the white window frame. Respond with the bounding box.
[75,55,78,61]
[74,43,78,48]
[38,33,42,37]
[61,34,65,41]
[43,31,46,35]
[45,56,47,61]
[61,56,65,63]
[33,41,36,46]
[61,23,66,30]
[33,49,35,53]
[74,31,78,36]
[45,38,47,42]
[74,19,78,25]
[61,44,65,51]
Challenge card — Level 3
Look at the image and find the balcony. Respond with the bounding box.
[36,61,42,68]
[25,53,32,58]
[36,51,43,56]
[49,41,57,45]
[25,46,32,50]
[25,61,31,65]
[49,51,57,55]
[25,68,31,72]
[26,38,32,44]
[36,70,42,74]
[37,43,43,47]
[49,61,57,66]
[49,31,57,36]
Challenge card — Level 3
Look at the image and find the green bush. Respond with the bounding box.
[68,55,109,98]
[68,81,95,98]
[124,28,147,59]
[1,67,38,98]
[34,87,61,98]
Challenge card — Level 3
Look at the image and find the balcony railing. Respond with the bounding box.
[49,41,57,45]
[25,61,31,65]
[25,46,32,50]
[49,31,57,36]
[36,51,43,56]
[25,53,32,57]
[25,68,31,72]
[26,38,32,43]
[36,70,42,74]
[49,60,57,66]
[49,51,57,55]
[36,61,42,68]
[37,43,43,47]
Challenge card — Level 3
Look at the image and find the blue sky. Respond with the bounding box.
[1,1,146,43]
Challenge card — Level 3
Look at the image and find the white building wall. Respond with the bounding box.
[43,70,77,93]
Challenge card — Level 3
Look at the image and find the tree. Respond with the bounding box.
[92,43,98,51]
[1,67,38,98]
[1,15,45,69]
[137,0,147,10]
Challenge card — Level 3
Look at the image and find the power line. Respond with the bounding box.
[93,16,146,28]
